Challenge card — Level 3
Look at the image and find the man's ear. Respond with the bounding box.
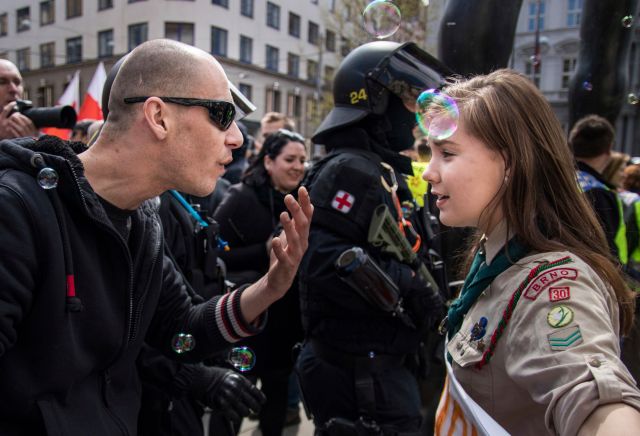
[142,98,169,140]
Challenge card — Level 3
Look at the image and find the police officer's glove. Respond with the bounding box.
[405,278,446,331]
[177,364,266,421]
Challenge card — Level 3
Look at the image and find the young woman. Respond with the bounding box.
[213,128,307,436]
[423,69,640,435]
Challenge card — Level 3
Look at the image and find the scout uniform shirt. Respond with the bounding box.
[447,222,640,436]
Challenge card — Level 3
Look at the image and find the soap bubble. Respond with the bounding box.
[37,167,58,189]
[622,15,634,28]
[362,0,402,39]
[582,81,593,91]
[629,93,639,105]
[416,89,459,140]
[228,346,255,372]
[171,333,195,354]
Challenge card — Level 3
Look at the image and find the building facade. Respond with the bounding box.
[0,0,341,136]
[512,0,640,155]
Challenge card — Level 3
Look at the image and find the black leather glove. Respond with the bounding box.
[198,366,265,421]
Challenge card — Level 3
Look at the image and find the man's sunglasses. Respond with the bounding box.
[274,128,305,142]
[123,96,236,131]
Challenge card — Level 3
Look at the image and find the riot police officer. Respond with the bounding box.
[296,41,451,435]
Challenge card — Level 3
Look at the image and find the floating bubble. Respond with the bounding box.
[446,22,457,27]
[37,167,58,189]
[171,333,195,354]
[622,15,634,28]
[529,55,540,67]
[421,0,430,5]
[416,89,459,140]
[362,0,402,39]
[228,346,255,372]
[582,81,593,91]
[629,93,639,105]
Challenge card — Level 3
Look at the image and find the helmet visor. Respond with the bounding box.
[369,43,453,112]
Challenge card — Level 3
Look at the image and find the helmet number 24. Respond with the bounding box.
[350,88,368,104]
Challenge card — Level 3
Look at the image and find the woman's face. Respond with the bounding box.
[265,141,307,193]
[422,119,507,234]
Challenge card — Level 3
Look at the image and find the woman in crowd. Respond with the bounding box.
[213,129,307,436]
[422,69,640,435]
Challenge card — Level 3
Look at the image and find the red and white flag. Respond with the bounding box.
[78,62,107,121]
[42,70,80,139]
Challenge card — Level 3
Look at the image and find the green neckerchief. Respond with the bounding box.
[447,238,530,339]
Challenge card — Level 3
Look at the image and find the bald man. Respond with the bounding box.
[0,59,38,140]
[0,39,312,435]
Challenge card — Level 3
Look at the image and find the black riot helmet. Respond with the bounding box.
[313,41,453,144]
[101,55,257,121]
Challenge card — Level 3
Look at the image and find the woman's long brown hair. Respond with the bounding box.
[441,69,635,335]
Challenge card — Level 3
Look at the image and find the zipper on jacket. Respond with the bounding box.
[128,219,162,343]
[66,160,135,349]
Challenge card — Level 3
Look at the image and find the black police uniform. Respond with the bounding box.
[295,40,452,436]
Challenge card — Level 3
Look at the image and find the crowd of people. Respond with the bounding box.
[0,35,639,436]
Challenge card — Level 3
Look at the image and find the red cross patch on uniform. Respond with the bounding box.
[331,190,355,214]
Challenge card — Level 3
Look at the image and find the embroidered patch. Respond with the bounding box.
[524,267,578,300]
[547,305,574,328]
[549,286,571,302]
[548,325,583,351]
[331,190,354,214]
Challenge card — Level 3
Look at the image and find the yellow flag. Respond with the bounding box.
[407,161,429,207]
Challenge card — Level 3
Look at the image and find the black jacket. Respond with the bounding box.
[299,127,441,355]
[577,161,621,259]
[0,137,263,435]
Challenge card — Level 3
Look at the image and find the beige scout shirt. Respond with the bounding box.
[447,224,640,436]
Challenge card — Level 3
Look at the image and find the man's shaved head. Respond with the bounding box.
[105,39,226,133]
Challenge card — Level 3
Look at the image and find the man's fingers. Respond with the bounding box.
[1,102,15,119]
[297,186,314,219]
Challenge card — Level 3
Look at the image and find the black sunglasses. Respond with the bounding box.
[274,128,305,142]
[123,96,236,131]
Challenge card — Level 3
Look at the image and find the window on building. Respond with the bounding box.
[0,51,8,59]
[527,0,545,32]
[66,36,82,63]
[98,29,114,58]
[561,58,577,89]
[40,1,55,26]
[0,14,8,36]
[287,52,300,77]
[98,0,113,10]
[325,30,336,52]
[525,60,540,88]
[165,22,194,45]
[66,0,82,18]
[311,0,318,4]
[239,35,252,63]
[266,2,280,29]
[340,37,351,57]
[289,12,300,37]
[128,22,148,51]
[212,0,228,7]
[307,59,318,83]
[239,83,252,102]
[40,41,55,68]
[266,87,281,112]
[37,84,54,107]
[240,0,253,18]
[128,0,147,3]
[567,0,582,27]
[266,45,279,72]
[17,7,31,32]
[329,0,336,12]
[287,91,301,119]
[17,48,31,71]
[210,26,228,57]
[324,65,335,87]
[308,21,319,45]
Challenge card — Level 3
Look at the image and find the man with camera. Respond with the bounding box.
[0,59,38,140]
